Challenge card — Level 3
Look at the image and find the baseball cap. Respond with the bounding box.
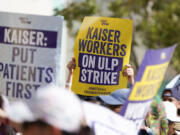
[163,101,180,122]
[99,88,130,105]
[6,101,36,123]
[7,85,84,133]
[29,85,84,133]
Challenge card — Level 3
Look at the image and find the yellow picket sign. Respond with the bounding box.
[129,62,169,101]
[71,16,133,96]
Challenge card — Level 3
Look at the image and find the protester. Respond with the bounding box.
[0,95,17,135]
[66,57,135,107]
[98,88,130,113]
[162,77,180,117]
[6,85,89,135]
[105,95,153,135]
[162,88,173,102]
[82,101,137,135]
[6,101,35,134]
[164,75,180,113]
[143,74,180,135]
[145,95,169,135]
[163,101,180,135]
[66,57,176,135]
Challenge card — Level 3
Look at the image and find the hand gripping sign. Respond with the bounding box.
[121,45,177,131]
[72,17,133,96]
[0,12,63,101]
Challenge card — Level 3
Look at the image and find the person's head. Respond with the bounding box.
[22,120,93,135]
[7,85,84,135]
[98,88,130,113]
[168,120,176,135]
[162,89,173,102]
[22,120,60,135]
[163,101,180,135]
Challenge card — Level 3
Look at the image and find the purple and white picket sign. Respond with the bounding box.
[166,74,180,100]
[0,11,63,101]
[121,45,177,131]
[82,101,137,135]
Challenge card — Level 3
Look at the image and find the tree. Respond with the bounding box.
[54,0,180,73]
[54,0,97,34]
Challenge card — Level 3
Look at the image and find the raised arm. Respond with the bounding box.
[122,64,135,85]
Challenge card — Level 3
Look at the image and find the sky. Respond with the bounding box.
[0,0,55,15]
[53,0,64,9]
[0,0,68,86]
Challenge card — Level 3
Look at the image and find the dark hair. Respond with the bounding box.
[22,120,50,130]
[138,129,152,135]
[23,120,94,135]
[168,120,174,125]
[0,95,4,109]
[0,124,16,135]
[62,125,95,135]
[77,95,97,101]
[177,108,180,116]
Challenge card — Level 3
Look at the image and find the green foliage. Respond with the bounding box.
[54,0,180,72]
[54,0,97,30]
[137,0,180,71]
[109,0,148,17]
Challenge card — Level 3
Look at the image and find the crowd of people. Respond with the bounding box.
[0,57,179,135]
